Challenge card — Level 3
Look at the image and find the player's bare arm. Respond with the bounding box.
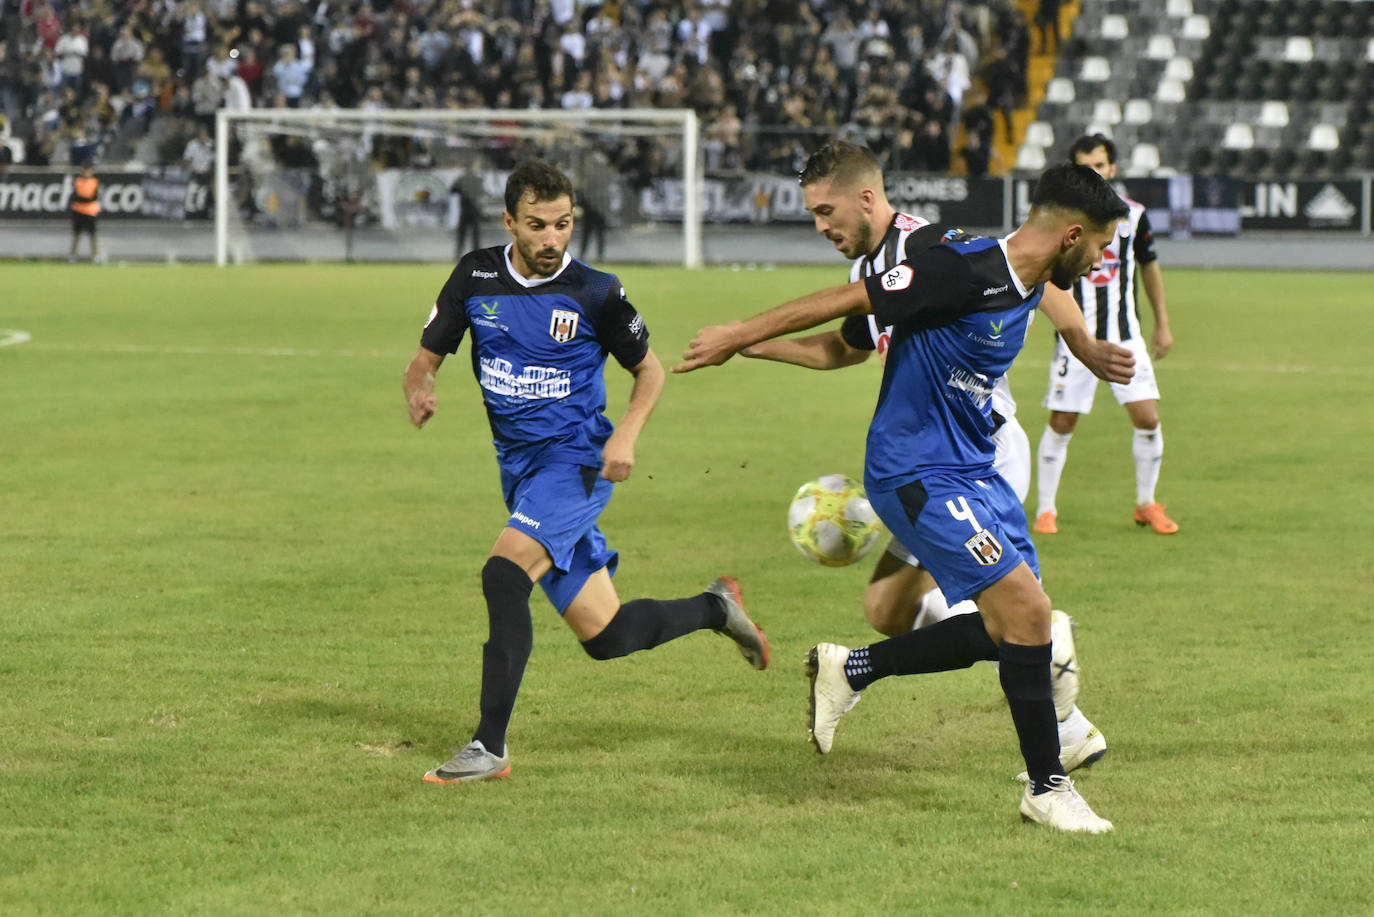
[601,348,664,482]
[1038,286,1135,385]
[1140,260,1172,359]
[403,346,444,428]
[741,330,871,369]
[674,281,871,373]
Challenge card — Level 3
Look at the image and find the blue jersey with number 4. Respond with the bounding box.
[862,236,1042,491]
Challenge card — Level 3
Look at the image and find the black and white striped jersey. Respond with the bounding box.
[1072,196,1159,343]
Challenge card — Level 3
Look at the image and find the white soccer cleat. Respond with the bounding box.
[1050,609,1080,722]
[805,642,860,754]
[1017,723,1108,781]
[1019,775,1114,833]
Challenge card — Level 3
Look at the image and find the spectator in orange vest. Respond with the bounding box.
[70,164,100,261]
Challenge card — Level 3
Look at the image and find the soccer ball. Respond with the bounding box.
[787,474,883,567]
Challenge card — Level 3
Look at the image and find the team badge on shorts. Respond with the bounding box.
[550,309,579,342]
[964,530,1004,566]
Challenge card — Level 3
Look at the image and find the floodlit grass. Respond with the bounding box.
[1,262,1372,915]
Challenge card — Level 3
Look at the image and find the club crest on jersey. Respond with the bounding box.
[549,309,579,342]
[880,264,913,291]
[964,530,1003,566]
[894,213,926,231]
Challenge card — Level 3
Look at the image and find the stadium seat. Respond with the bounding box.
[1166,0,1193,17]
[1366,37,1374,63]
[1146,35,1177,60]
[1085,123,1115,139]
[1026,121,1056,148]
[1259,101,1290,128]
[1045,77,1076,104]
[1283,37,1314,63]
[1016,145,1047,171]
[1080,56,1112,82]
[1156,77,1187,103]
[1181,14,1211,40]
[1101,14,1130,39]
[1222,123,1255,149]
[1127,143,1161,174]
[1123,98,1154,124]
[1164,57,1194,82]
[1091,100,1123,125]
[1308,123,1340,150]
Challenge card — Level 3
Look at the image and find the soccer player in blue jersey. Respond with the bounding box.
[403,160,770,784]
[677,164,1132,832]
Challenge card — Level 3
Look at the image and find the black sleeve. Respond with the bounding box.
[840,314,877,351]
[864,246,975,328]
[900,224,973,261]
[418,257,473,355]
[1133,210,1159,265]
[596,277,651,369]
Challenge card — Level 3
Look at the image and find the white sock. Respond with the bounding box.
[1036,428,1073,515]
[1059,706,1093,745]
[1133,424,1164,506]
[913,588,951,629]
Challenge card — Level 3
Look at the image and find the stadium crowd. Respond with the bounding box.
[0,0,1030,178]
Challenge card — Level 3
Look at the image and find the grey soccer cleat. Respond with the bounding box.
[805,642,860,754]
[422,740,511,784]
[708,576,770,670]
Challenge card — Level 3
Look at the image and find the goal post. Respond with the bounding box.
[214,107,702,267]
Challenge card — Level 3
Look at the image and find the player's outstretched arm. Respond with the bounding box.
[673,281,871,373]
[741,330,871,370]
[403,347,444,428]
[1039,286,1135,385]
[601,348,664,482]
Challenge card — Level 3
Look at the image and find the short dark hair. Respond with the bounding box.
[1067,133,1118,165]
[1030,163,1129,226]
[504,159,575,216]
[798,139,882,188]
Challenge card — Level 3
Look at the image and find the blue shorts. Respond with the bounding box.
[866,471,1039,605]
[500,462,618,614]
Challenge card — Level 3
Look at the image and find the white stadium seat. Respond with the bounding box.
[1283,37,1314,63]
[1123,99,1154,124]
[1046,77,1076,104]
[1080,56,1111,82]
[1164,57,1194,81]
[1085,123,1115,139]
[1181,14,1210,40]
[1016,145,1047,171]
[1100,14,1129,40]
[1146,35,1176,60]
[1308,124,1340,151]
[1166,0,1192,16]
[1025,121,1056,148]
[1156,78,1187,103]
[1367,38,1374,63]
[1222,123,1254,150]
[1259,101,1290,128]
[1128,143,1161,175]
[1091,99,1122,125]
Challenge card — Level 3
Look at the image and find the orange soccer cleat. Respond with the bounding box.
[1133,502,1179,534]
[1033,511,1059,535]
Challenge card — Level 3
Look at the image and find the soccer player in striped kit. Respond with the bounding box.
[1034,134,1178,535]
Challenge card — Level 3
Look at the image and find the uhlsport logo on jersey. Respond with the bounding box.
[964,530,1003,566]
[1086,247,1122,285]
[549,309,579,342]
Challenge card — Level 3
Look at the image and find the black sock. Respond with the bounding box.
[998,640,1064,793]
[472,556,534,757]
[843,612,999,691]
[581,593,725,660]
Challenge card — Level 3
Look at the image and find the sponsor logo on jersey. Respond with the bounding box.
[988,318,1006,339]
[480,300,501,316]
[472,269,499,279]
[1086,249,1121,285]
[549,309,579,342]
[628,314,645,336]
[479,356,572,400]
[964,530,1003,566]
[982,284,1009,296]
[946,367,994,407]
[880,264,913,291]
[424,304,438,328]
[894,213,927,231]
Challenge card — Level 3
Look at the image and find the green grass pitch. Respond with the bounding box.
[2,261,1372,914]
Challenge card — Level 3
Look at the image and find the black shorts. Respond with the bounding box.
[72,212,98,234]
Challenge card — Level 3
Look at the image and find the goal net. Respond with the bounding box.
[214,108,701,266]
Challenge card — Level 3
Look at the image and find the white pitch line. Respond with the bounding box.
[22,341,406,359]
[0,329,33,348]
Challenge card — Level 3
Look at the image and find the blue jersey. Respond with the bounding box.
[861,236,1043,490]
[420,245,650,478]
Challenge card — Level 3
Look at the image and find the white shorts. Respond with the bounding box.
[1042,334,1160,414]
[884,412,1031,568]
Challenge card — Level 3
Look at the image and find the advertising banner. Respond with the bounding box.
[0,169,212,220]
[1238,180,1364,230]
